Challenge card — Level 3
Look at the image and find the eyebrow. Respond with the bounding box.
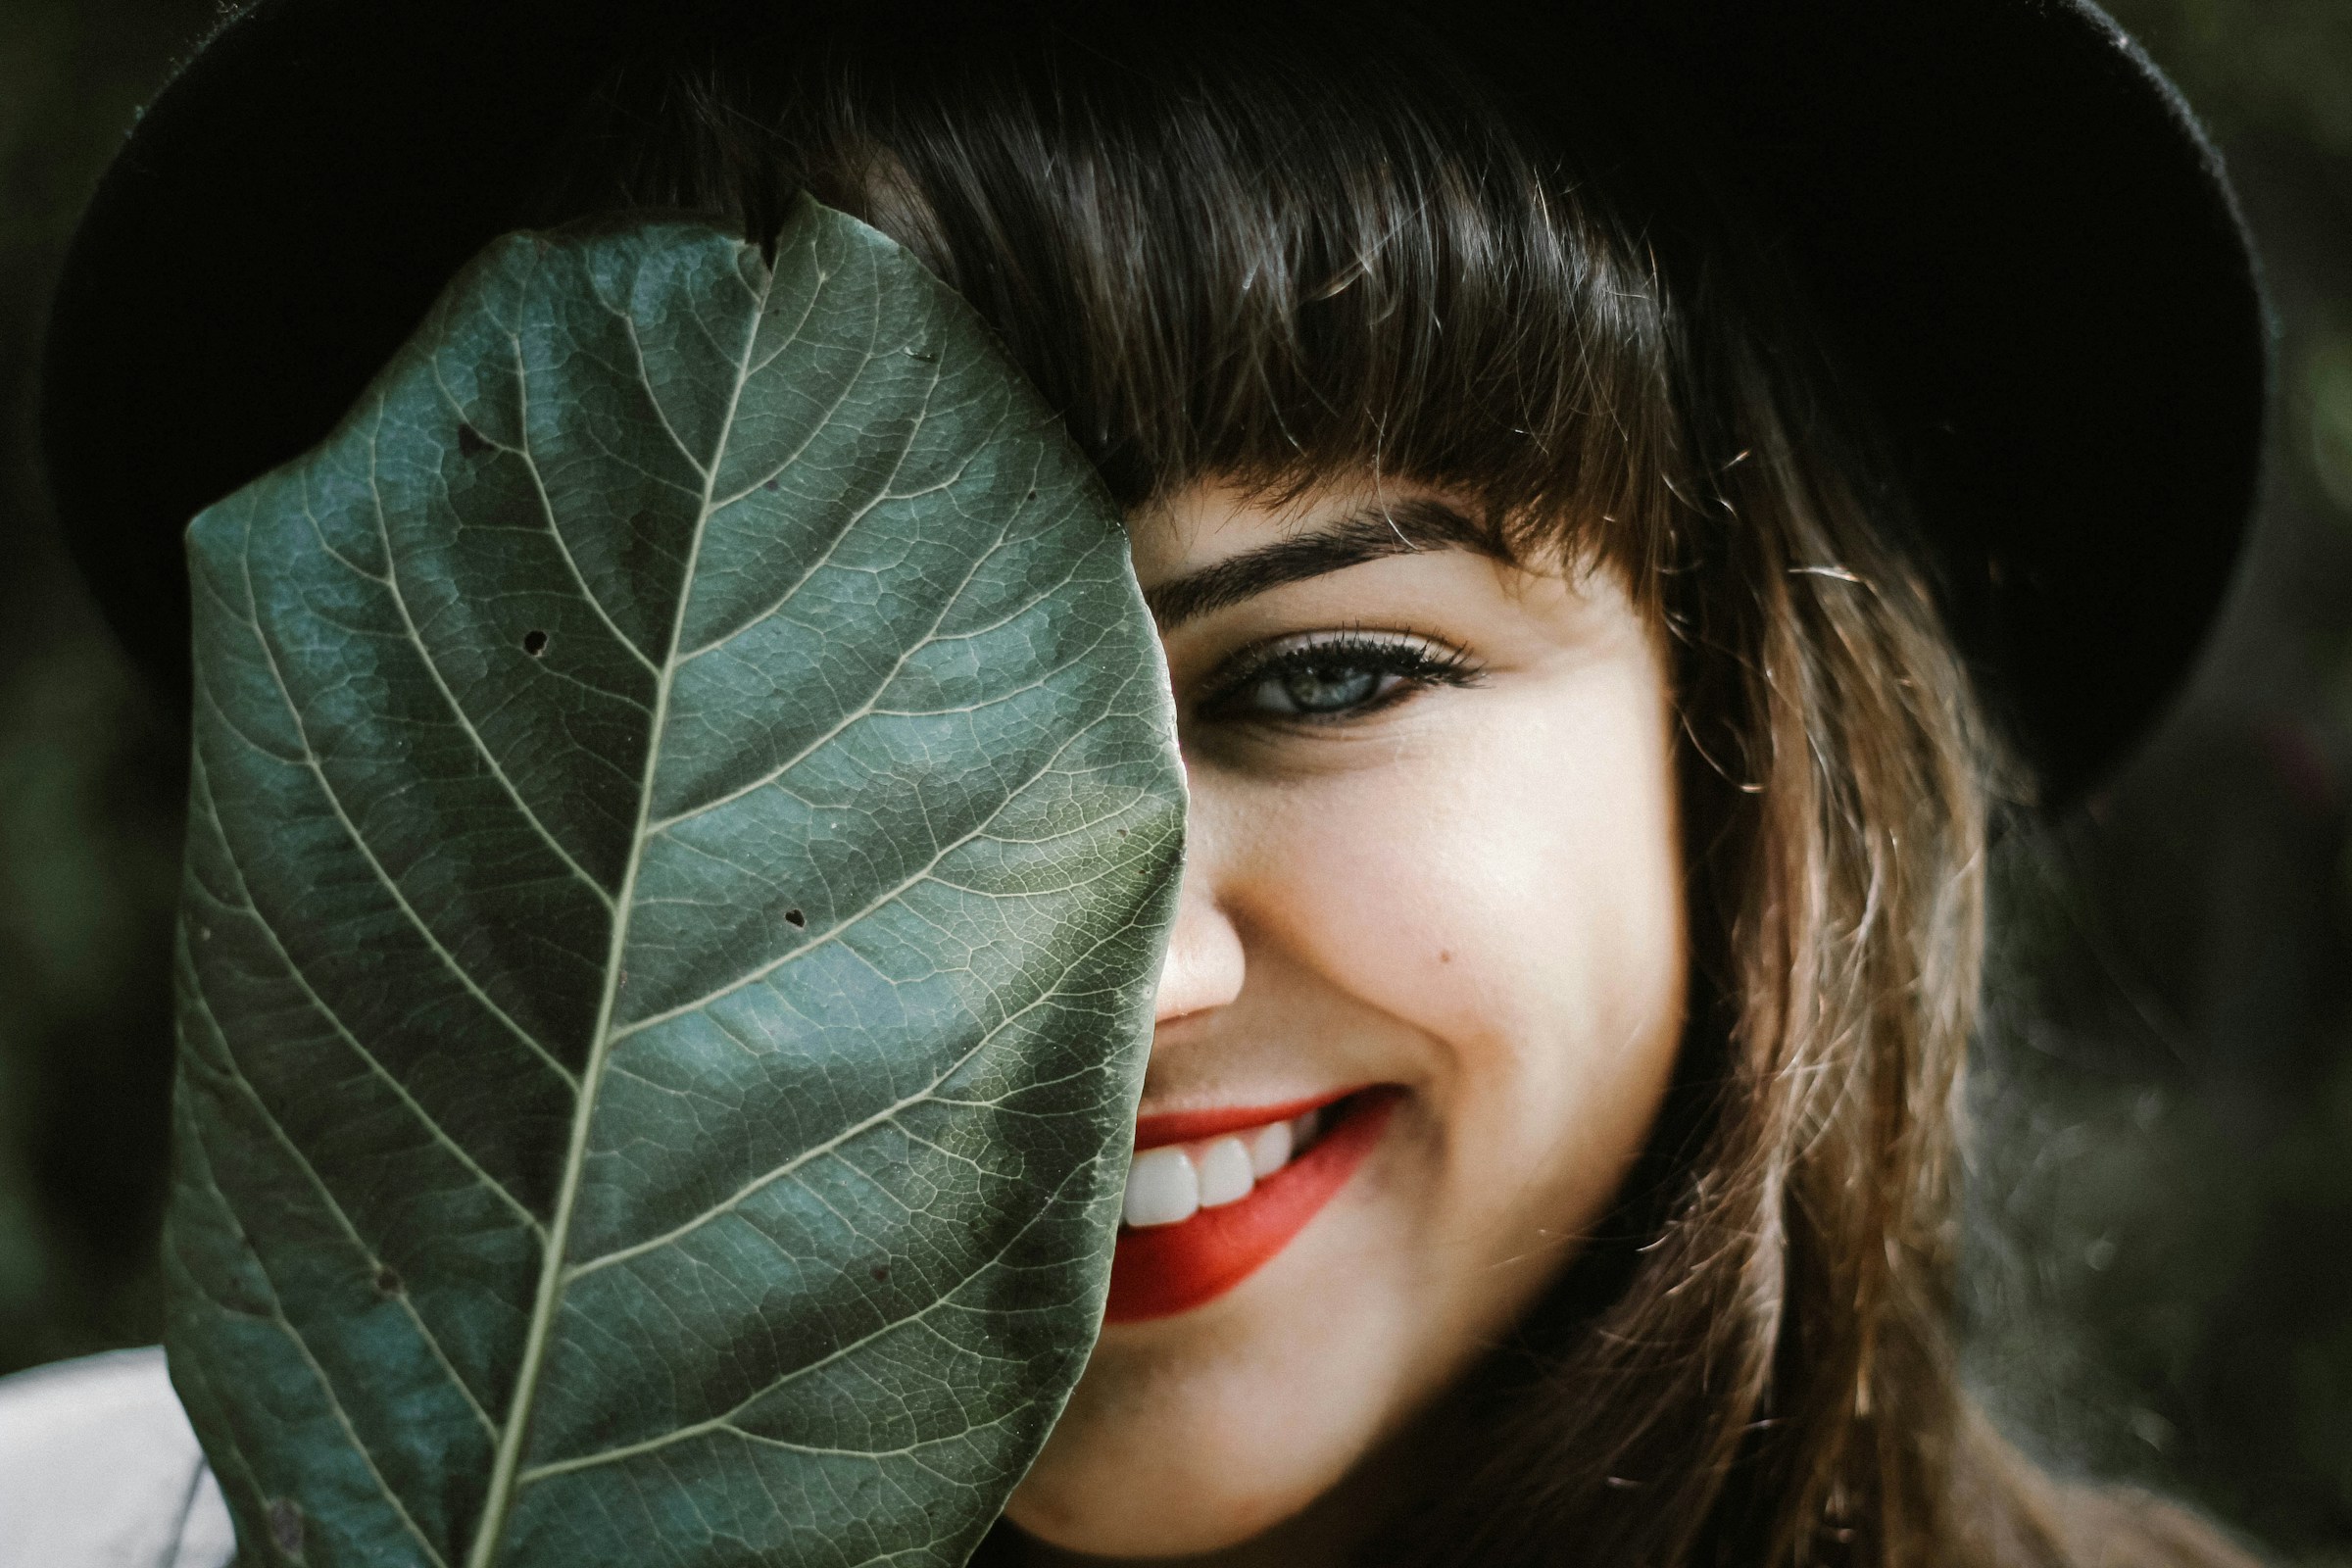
[1143,498,1506,630]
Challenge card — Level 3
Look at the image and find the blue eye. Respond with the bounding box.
[1199,634,1478,724]
[1267,663,1386,713]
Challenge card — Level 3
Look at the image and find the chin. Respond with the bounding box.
[1004,1347,1389,1559]
[1004,1157,1414,1558]
[1006,1427,1333,1558]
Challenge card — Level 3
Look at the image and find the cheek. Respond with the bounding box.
[1229,668,1686,1224]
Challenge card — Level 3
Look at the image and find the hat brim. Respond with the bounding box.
[38,0,2267,807]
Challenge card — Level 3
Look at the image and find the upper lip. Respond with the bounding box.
[1131,1085,1368,1151]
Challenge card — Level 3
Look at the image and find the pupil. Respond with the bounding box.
[1282,665,1379,711]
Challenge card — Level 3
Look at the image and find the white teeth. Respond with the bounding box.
[1123,1146,1200,1228]
[1195,1137,1255,1207]
[1121,1106,1336,1227]
[1247,1119,1293,1178]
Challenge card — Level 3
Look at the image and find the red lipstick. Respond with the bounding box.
[1131,1089,1349,1151]
[1104,1087,1398,1324]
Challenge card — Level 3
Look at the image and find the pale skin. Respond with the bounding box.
[1004,478,1690,1564]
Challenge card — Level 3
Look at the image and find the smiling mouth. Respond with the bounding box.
[1104,1087,1399,1323]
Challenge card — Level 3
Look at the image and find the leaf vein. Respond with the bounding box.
[176,940,506,1443]
[670,287,927,662]
[650,488,1030,834]
[608,706,1117,1040]
[187,744,548,1238]
[361,414,619,908]
[567,971,1070,1278]
[220,514,582,1091]
[500,335,665,673]
[514,1159,1086,1486]
[466,234,782,1566]
[611,309,711,478]
[179,1099,459,1568]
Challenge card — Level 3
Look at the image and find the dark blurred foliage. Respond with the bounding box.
[1959,4,2352,1563]
[0,0,202,1371]
[0,1,2347,1561]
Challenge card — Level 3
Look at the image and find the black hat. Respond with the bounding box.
[38,0,2267,807]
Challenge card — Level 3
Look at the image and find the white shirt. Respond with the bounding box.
[0,1348,234,1568]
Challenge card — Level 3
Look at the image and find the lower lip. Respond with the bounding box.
[1103,1089,1399,1324]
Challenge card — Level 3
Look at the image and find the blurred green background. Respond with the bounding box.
[1,1,2349,1561]
[1952,6,2352,1562]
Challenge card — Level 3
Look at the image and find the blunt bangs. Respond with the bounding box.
[538,4,1694,580]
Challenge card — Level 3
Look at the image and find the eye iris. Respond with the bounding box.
[1280,663,1380,712]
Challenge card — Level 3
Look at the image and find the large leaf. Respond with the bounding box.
[164,198,1183,1568]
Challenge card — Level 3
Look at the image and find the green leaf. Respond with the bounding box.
[163,197,1183,1568]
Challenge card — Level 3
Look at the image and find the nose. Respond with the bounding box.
[1152,836,1245,1025]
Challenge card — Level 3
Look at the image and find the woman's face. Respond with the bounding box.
[1004,478,1689,1561]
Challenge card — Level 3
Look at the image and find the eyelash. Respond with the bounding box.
[1194,630,1483,726]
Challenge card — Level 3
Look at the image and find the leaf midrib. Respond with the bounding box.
[462,244,789,1568]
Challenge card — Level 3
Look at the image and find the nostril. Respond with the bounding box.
[1152,900,1248,1025]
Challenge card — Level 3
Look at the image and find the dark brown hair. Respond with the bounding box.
[531,5,2257,1563]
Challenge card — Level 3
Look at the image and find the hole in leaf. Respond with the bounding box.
[457,423,490,458]
[268,1497,305,1556]
[784,908,807,928]
[373,1265,403,1297]
[521,629,549,657]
